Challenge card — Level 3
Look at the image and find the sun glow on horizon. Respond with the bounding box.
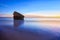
[0,11,60,18]
[23,11,60,18]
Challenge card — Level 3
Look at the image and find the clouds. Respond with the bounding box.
[0,0,60,14]
[24,10,60,16]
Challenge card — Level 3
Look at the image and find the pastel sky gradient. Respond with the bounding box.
[0,0,60,15]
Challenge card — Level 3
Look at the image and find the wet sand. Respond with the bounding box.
[0,17,60,40]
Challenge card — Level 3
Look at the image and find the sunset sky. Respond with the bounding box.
[0,0,60,16]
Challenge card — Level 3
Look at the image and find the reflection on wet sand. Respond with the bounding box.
[38,21,60,35]
[39,21,60,26]
[14,20,24,27]
[0,17,60,40]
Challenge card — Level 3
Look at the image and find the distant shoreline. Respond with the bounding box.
[0,17,60,22]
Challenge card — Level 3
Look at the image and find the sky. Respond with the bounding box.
[0,0,60,15]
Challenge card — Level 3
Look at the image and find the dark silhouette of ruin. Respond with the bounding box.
[13,11,24,20]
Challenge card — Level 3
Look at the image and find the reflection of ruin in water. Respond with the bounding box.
[14,20,24,27]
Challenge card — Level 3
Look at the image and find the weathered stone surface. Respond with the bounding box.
[13,11,24,20]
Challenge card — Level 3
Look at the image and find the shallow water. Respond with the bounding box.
[0,17,60,40]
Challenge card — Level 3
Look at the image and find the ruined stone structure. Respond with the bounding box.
[13,11,24,20]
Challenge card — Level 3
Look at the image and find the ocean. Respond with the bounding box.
[0,17,60,40]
